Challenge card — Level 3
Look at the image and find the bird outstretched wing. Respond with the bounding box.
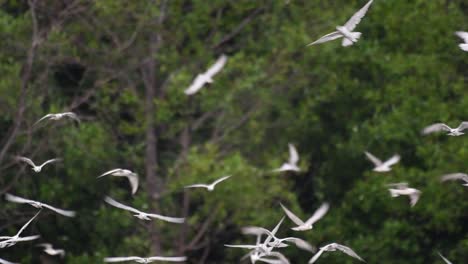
[307,31,343,46]
[104,196,140,214]
[280,203,305,226]
[344,0,374,31]
[422,123,451,135]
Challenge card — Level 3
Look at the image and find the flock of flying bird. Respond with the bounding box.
[1,0,467,263]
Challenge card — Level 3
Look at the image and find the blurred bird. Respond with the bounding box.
[455,31,468,51]
[274,144,300,172]
[387,183,421,207]
[440,173,468,187]
[104,196,184,223]
[5,193,76,217]
[422,122,468,136]
[280,203,329,231]
[0,258,19,264]
[308,243,365,263]
[98,169,139,195]
[15,156,61,173]
[308,0,374,47]
[0,210,41,248]
[34,112,80,126]
[364,151,400,172]
[184,54,228,95]
[37,243,65,257]
[438,252,453,264]
[104,256,187,263]
[184,175,231,191]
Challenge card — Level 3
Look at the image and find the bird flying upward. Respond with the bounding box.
[387,183,421,207]
[184,175,232,191]
[104,196,184,223]
[440,173,468,187]
[5,193,76,217]
[422,122,468,136]
[184,55,228,95]
[308,0,374,47]
[308,243,364,263]
[364,151,400,172]
[0,210,41,248]
[280,203,329,231]
[34,112,80,126]
[98,169,139,195]
[15,156,61,173]
[274,144,300,172]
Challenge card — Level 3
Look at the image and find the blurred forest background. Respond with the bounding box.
[0,0,467,263]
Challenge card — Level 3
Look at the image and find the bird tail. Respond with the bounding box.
[460,44,468,51]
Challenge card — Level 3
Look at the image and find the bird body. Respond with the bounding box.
[99,169,139,194]
[184,55,228,95]
[5,193,76,217]
[387,183,421,207]
[422,122,468,136]
[104,196,184,223]
[308,0,373,47]
[16,156,61,172]
[34,112,80,126]
[280,203,329,231]
[364,151,400,172]
[184,175,231,191]
[308,243,364,263]
[37,243,65,257]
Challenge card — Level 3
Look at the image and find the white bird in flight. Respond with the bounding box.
[98,169,139,195]
[104,256,187,263]
[438,252,453,264]
[15,156,61,173]
[422,122,468,136]
[184,175,232,191]
[308,243,365,263]
[308,0,374,47]
[280,203,329,231]
[440,173,468,187]
[5,193,76,217]
[0,258,19,264]
[0,210,41,248]
[387,183,421,207]
[37,243,65,257]
[455,31,468,51]
[364,151,400,172]
[104,196,184,223]
[34,112,80,126]
[274,144,300,172]
[184,54,228,95]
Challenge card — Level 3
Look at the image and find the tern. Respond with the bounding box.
[308,243,365,263]
[184,175,231,191]
[34,112,80,126]
[98,169,139,195]
[15,156,61,173]
[455,31,468,51]
[104,196,184,223]
[0,210,41,248]
[308,0,373,47]
[280,203,329,231]
[37,243,65,257]
[422,122,468,136]
[184,54,228,95]
[104,256,187,263]
[438,252,453,264]
[364,151,400,172]
[5,193,76,217]
[387,183,421,207]
[274,144,300,172]
[0,258,19,264]
[440,173,468,187]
